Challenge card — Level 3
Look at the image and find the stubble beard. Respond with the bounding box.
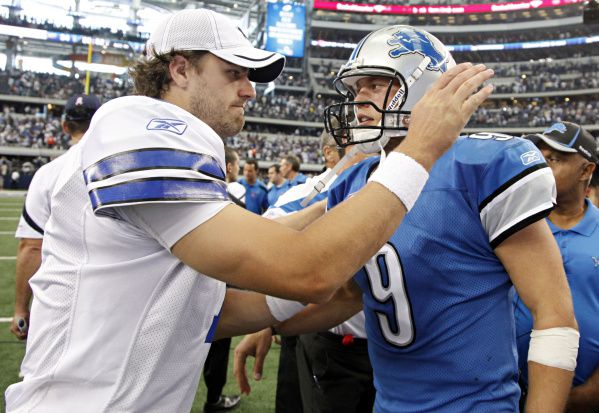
[189,87,244,139]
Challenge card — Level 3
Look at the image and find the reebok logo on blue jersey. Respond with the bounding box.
[520,150,541,165]
[387,29,447,71]
[147,118,188,135]
[593,257,599,268]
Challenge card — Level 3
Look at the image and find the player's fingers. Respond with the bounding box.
[462,84,494,117]
[454,68,494,103]
[253,351,267,381]
[9,324,26,340]
[237,366,251,394]
[443,63,488,95]
[430,62,473,91]
[233,349,251,395]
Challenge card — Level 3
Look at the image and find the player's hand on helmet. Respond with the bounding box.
[10,311,29,340]
[233,327,275,395]
[397,62,494,170]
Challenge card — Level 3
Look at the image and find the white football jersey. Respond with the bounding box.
[227,181,246,206]
[263,169,367,338]
[6,96,229,412]
[15,154,71,239]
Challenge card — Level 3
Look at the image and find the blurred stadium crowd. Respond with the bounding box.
[0,0,597,191]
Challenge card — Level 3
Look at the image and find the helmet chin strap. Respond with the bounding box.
[300,56,432,207]
[299,116,393,207]
[300,144,360,207]
[352,127,390,154]
[406,56,431,88]
[299,127,393,207]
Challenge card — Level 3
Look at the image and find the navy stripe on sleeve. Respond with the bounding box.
[89,177,229,211]
[489,206,554,249]
[84,148,225,184]
[22,205,44,235]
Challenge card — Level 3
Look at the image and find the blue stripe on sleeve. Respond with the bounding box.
[84,148,225,184]
[205,308,222,344]
[89,178,229,211]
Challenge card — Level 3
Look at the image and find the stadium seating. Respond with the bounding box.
[0,0,597,187]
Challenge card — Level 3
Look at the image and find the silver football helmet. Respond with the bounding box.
[324,25,455,153]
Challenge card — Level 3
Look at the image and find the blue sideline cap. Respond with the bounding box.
[525,121,598,164]
[64,94,102,121]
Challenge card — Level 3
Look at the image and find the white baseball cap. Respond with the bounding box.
[146,8,286,83]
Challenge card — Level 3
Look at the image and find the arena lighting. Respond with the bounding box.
[313,0,585,14]
[311,35,599,51]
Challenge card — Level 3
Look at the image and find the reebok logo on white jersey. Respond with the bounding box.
[520,150,540,165]
[147,118,188,135]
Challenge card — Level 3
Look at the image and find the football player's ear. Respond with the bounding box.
[323,146,335,163]
[61,120,70,134]
[168,55,191,88]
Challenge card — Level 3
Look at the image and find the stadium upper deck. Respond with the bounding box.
[0,0,596,176]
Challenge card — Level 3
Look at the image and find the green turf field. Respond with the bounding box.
[0,194,279,412]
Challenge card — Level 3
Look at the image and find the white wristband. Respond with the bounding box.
[528,327,580,371]
[266,295,307,322]
[368,152,429,211]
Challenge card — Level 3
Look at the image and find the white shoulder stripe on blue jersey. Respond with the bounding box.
[480,167,555,248]
[489,202,555,248]
[264,169,338,218]
[263,191,329,219]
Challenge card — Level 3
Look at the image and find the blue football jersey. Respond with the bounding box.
[267,182,290,207]
[264,169,340,218]
[514,199,599,388]
[328,134,556,413]
[239,178,269,215]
